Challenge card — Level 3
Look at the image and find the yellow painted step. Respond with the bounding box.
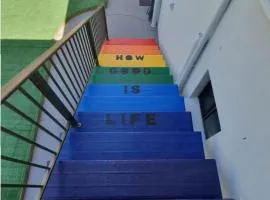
[98,54,166,67]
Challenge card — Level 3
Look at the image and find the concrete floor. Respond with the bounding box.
[106,0,157,38]
[55,0,157,40]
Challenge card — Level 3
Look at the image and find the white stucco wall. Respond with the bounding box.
[158,0,270,199]
[158,0,222,78]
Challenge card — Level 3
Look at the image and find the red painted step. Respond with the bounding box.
[100,45,161,55]
[104,38,157,46]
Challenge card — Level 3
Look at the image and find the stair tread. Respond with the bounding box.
[101,45,161,54]
[43,160,222,199]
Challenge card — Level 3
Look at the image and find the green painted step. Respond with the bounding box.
[89,74,174,84]
[93,67,170,75]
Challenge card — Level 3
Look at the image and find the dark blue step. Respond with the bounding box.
[59,131,204,160]
[74,112,193,132]
[77,96,185,112]
[85,84,180,96]
[43,160,222,199]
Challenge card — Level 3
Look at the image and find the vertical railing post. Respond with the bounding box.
[102,6,109,40]
[85,22,100,66]
[29,71,81,127]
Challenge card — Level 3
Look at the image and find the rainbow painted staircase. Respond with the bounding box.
[43,38,222,199]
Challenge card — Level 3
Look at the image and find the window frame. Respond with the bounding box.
[199,81,221,139]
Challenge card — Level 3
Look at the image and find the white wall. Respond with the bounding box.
[158,0,270,199]
[158,0,222,78]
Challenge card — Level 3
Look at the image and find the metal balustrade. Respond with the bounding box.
[1,6,108,199]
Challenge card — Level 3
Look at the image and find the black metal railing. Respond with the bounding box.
[1,6,108,199]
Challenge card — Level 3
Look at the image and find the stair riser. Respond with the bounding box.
[75,112,193,132]
[90,75,173,84]
[85,84,179,96]
[78,97,185,112]
[99,54,166,67]
[93,67,170,75]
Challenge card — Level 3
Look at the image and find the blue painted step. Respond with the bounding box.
[74,112,193,132]
[78,96,185,112]
[85,84,180,96]
[59,131,204,160]
[43,160,222,199]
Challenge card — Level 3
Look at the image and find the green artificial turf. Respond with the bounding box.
[1,1,105,199]
[67,0,107,19]
[1,0,106,40]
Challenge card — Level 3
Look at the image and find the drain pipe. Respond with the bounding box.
[151,0,162,28]
[178,0,232,93]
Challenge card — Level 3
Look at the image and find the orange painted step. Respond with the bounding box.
[101,45,161,55]
[104,38,157,46]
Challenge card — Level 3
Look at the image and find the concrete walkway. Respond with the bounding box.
[55,1,157,40]
[106,0,157,38]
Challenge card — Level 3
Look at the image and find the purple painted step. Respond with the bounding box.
[43,160,222,200]
[59,131,204,160]
[73,112,193,132]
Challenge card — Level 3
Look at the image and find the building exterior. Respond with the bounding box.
[2,0,270,199]
[157,0,270,199]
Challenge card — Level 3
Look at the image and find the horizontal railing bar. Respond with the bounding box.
[1,184,43,188]
[18,87,67,131]
[1,6,103,102]
[3,101,63,142]
[1,127,57,155]
[1,155,50,170]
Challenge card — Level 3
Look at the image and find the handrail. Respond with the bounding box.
[1,6,105,102]
[1,6,108,200]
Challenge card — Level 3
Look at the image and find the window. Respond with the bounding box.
[139,0,152,6]
[199,81,221,139]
